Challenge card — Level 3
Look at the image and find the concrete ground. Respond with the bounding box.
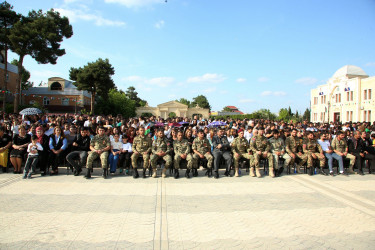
[0,168,375,249]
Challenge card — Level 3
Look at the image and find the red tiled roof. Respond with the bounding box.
[226,106,238,109]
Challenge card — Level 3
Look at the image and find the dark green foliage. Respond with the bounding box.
[10,59,32,90]
[95,89,136,118]
[190,95,211,110]
[125,86,146,107]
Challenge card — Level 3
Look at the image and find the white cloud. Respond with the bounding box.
[202,87,216,93]
[122,76,174,87]
[187,73,226,83]
[219,90,228,94]
[56,8,126,27]
[365,62,375,67]
[239,99,255,103]
[104,0,161,8]
[260,91,286,96]
[236,78,246,83]
[154,20,165,29]
[295,77,318,85]
[258,77,270,82]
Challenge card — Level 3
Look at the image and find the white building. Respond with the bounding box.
[311,65,374,123]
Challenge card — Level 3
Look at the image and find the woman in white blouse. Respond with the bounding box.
[108,134,123,173]
[119,135,132,174]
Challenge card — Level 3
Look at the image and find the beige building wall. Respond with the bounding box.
[311,65,374,123]
[136,100,209,119]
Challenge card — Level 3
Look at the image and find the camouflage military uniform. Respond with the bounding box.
[269,137,291,169]
[331,137,355,168]
[86,134,111,169]
[231,136,253,169]
[303,138,325,168]
[192,137,213,169]
[250,135,273,169]
[285,136,307,167]
[150,137,172,169]
[131,135,152,169]
[174,138,193,169]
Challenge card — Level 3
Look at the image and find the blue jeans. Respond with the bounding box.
[109,149,120,173]
[324,152,343,172]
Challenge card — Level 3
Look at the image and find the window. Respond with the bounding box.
[313,113,317,121]
[62,98,69,106]
[324,95,326,103]
[350,91,353,101]
[339,93,341,103]
[6,73,9,82]
[364,111,367,122]
[321,96,324,104]
[350,111,353,121]
[335,94,341,103]
[368,110,372,122]
[313,97,318,105]
[346,111,349,121]
[364,90,367,100]
[369,89,372,100]
[50,82,62,90]
[43,97,50,105]
[347,92,349,102]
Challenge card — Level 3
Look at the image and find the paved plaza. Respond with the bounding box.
[0,169,375,249]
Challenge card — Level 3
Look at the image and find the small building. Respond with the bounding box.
[225,106,244,114]
[136,100,210,119]
[23,77,91,113]
[0,51,19,104]
[310,65,375,123]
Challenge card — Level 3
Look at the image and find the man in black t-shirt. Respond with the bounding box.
[0,127,12,172]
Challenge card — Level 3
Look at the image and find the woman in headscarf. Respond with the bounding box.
[36,126,50,176]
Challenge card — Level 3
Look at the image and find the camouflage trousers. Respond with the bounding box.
[254,152,274,169]
[131,152,150,169]
[343,153,356,168]
[86,151,108,169]
[174,153,193,169]
[305,152,325,168]
[272,153,291,169]
[192,152,213,169]
[150,154,172,169]
[288,152,308,167]
[233,153,253,169]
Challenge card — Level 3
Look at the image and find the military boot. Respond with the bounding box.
[84,168,91,179]
[193,168,198,177]
[269,168,275,178]
[142,169,147,178]
[174,169,179,179]
[152,168,157,178]
[102,169,107,179]
[347,166,356,174]
[185,169,190,178]
[255,167,262,178]
[250,167,255,177]
[234,168,239,177]
[133,168,139,179]
[162,168,167,178]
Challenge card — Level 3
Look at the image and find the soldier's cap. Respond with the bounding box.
[238,129,244,133]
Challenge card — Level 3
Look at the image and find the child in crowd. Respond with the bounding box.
[23,135,43,179]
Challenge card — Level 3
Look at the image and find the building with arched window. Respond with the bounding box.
[0,51,19,105]
[23,77,91,113]
[310,65,375,123]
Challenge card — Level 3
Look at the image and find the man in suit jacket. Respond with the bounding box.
[212,127,232,179]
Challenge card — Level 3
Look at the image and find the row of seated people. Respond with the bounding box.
[1,124,374,179]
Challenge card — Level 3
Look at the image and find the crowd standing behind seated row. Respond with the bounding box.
[0,113,374,179]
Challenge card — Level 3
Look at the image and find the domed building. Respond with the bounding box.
[310,65,374,123]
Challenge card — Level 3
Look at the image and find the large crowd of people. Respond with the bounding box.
[0,113,374,179]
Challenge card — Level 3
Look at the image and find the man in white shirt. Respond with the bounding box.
[317,133,346,176]
[244,126,253,142]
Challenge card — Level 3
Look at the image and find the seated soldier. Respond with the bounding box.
[84,126,111,179]
[231,129,253,177]
[250,127,273,178]
[150,128,172,178]
[331,131,356,174]
[269,129,291,177]
[192,129,213,177]
[303,131,325,175]
[285,129,307,174]
[131,126,152,178]
[174,130,193,178]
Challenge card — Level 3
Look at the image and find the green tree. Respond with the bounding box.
[0,1,20,113]
[191,95,211,110]
[303,108,311,121]
[222,106,232,112]
[70,58,115,114]
[251,109,277,120]
[176,98,191,107]
[125,86,146,107]
[95,89,135,117]
[168,112,176,118]
[10,59,33,90]
[278,108,289,121]
[8,8,73,112]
